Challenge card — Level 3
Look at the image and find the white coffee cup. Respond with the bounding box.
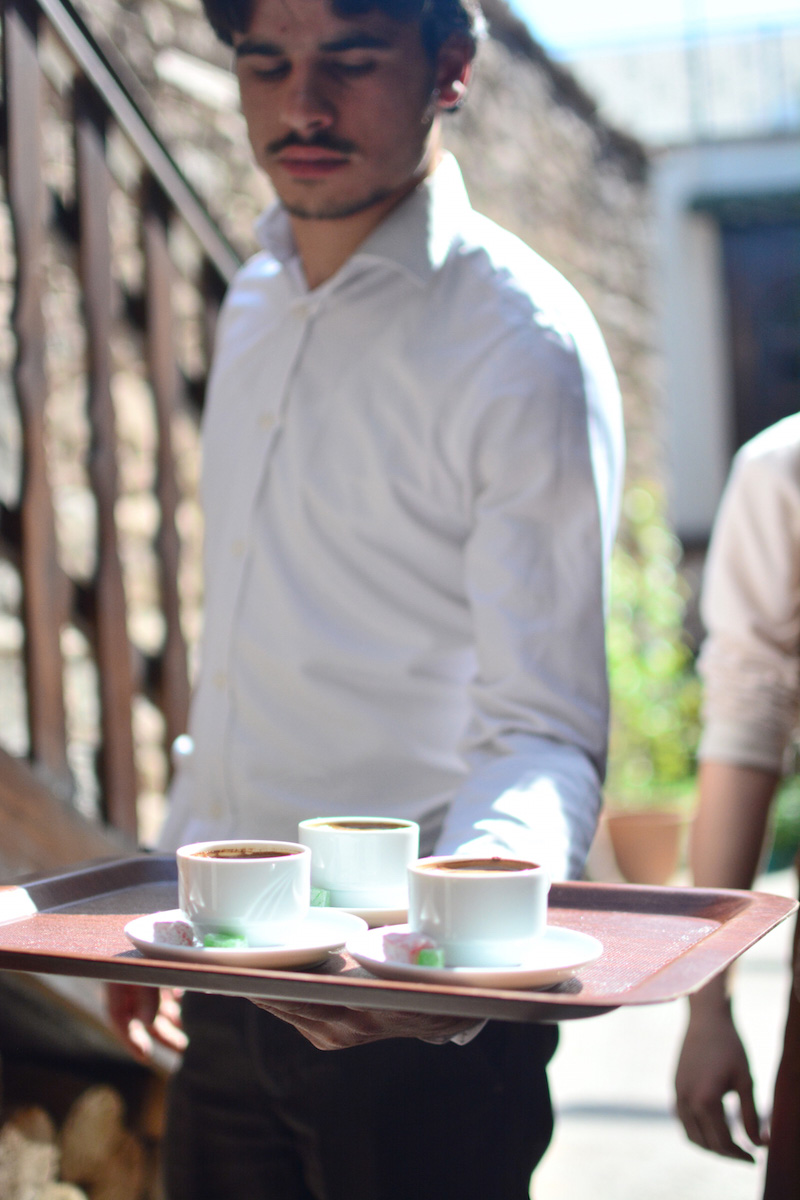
[297,816,419,909]
[177,840,311,946]
[407,855,550,967]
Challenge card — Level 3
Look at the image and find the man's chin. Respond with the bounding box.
[281,186,395,222]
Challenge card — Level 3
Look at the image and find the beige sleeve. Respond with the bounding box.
[698,436,800,772]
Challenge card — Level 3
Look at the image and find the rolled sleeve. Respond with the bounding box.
[699,429,800,773]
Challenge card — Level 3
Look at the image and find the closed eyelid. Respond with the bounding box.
[323,59,377,77]
[237,56,288,78]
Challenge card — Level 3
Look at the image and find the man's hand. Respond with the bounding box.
[106,983,188,1061]
[674,1002,766,1162]
[250,998,479,1050]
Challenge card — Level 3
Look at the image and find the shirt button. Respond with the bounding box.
[259,413,277,431]
[213,670,226,691]
[231,539,245,557]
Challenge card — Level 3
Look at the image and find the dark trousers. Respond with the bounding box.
[164,992,559,1200]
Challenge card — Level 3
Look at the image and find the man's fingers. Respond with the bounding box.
[252,1000,332,1022]
[107,983,159,1038]
[151,1010,189,1053]
[160,988,186,1029]
[249,997,478,1051]
[106,984,186,1057]
[251,1001,345,1049]
[127,1019,156,1062]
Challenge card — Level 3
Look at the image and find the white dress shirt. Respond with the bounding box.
[698,413,800,773]
[159,154,624,881]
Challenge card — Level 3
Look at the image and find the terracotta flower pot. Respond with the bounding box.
[604,809,691,886]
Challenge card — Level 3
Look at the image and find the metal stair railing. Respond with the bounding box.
[0,0,240,854]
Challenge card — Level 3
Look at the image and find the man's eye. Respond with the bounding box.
[250,62,290,81]
[327,59,376,77]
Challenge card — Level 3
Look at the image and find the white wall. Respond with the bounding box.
[651,135,800,541]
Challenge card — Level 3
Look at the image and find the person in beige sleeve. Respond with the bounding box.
[674,412,800,1197]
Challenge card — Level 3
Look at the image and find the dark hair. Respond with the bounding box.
[201,0,483,59]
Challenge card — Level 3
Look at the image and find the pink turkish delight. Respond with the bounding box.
[383,930,440,965]
[152,917,196,947]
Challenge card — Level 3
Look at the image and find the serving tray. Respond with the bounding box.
[0,855,794,1024]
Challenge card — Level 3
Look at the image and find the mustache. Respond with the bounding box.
[267,131,358,155]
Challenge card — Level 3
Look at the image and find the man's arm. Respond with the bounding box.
[262,271,623,1047]
[437,296,624,881]
[674,760,778,1161]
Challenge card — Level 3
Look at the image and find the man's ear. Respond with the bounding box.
[434,34,474,111]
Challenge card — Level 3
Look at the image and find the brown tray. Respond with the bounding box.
[0,856,795,1024]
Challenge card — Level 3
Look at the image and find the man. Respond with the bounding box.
[110,0,624,1194]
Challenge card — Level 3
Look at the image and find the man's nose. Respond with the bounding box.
[281,65,334,135]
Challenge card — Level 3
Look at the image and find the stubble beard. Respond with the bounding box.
[279,182,398,222]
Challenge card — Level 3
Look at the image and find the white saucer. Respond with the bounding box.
[346,924,603,990]
[331,905,408,928]
[124,908,368,969]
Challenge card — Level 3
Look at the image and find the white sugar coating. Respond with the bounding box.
[152,918,197,946]
[382,930,436,963]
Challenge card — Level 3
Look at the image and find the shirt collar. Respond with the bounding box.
[253,153,472,289]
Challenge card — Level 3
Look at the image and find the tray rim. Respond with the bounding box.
[0,854,795,1024]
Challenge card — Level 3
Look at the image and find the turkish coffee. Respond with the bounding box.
[422,857,536,873]
[191,847,297,860]
[318,820,408,831]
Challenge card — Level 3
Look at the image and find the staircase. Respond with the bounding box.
[0,0,242,1165]
[0,0,238,859]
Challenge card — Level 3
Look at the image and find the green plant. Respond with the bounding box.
[768,774,800,871]
[605,482,701,811]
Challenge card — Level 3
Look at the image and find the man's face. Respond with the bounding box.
[233,0,453,221]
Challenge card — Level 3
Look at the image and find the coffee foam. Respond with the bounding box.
[423,857,538,873]
[191,847,297,860]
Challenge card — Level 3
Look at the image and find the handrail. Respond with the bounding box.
[1,0,236,838]
[33,0,241,285]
